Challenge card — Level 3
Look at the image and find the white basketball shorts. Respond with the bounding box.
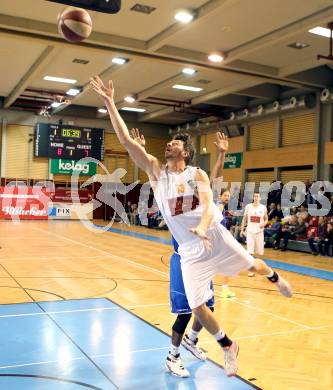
[178,224,254,309]
[247,231,264,256]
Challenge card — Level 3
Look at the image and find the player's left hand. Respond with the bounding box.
[214,131,229,153]
[190,227,212,250]
[131,128,146,147]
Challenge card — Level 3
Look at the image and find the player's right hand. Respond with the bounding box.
[90,76,114,102]
[190,227,212,250]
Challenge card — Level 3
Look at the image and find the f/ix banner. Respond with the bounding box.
[0,186,49,220]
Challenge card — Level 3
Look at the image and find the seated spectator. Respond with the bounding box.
[230,211,243,242]
[129,203,138,225]
[268,203,279,220]
[322,222,333,257]
[276,203,284,220]
[274,215,307,251]
[308,216,326,256]
[264,217,281,244]
[296,205,309,223]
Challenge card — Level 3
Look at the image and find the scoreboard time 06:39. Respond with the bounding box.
[35,123,104,160]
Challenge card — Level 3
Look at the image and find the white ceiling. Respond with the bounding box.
[0,0,333,125]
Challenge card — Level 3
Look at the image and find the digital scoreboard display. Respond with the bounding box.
[35,123,104,160]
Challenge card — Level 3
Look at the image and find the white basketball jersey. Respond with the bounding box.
[152,165,222,245]
[246,203,266,234]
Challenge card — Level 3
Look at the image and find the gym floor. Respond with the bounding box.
[0,220,332,390]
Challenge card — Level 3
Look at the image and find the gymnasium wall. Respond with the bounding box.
[0,108,170,183]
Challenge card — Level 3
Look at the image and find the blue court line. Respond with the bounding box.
[94,224,171,245]
[264,259,333,281]
[95,224,333,282]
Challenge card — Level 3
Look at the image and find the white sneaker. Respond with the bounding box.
[182,334,207,360]
[247,272,255,277]
[165,352,190,378]
[223,341,239,377]
[275,274,292,298]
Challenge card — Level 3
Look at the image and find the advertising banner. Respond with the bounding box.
[50,159,96,175]
[223,152,243,169]
[0,186,49,220]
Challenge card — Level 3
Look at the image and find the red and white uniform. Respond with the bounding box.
[245,203,266,256]
[152,165,254,309]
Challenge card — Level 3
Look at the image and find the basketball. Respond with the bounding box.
[58,7,92,42]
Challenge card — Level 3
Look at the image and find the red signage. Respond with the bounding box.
[0,186,49,220]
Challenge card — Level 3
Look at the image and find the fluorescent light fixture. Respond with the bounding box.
[98,108,108,114]
[124,96,136,103]
[112,57,128,65]
[182,68,197,75]
[208,52,224,63]
[309,26,331,38]
[174,9,194,24]
[172,84,203,92]
[66,88,81,96]
[51,102,62,108]
[121,107,146,112]
[44,76,77,84]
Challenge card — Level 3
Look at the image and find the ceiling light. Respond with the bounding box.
[66,88,81,96]
[44,76,77,84]
[208,52,224,63]
[124,96,136,103]
[172,84,203,92]
[112,57,128,65]
[182,68,197,75]
[121,107,146,112]
[288,42,310,49]
[51,102,62,108]
[309,26,332,38]
[98,108,108,114]
[174,9,194,24]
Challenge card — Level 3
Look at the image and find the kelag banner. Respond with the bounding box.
[50,159,96,175]
[223,152,243,169]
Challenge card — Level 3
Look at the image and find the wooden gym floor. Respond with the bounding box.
[0,219,332,390]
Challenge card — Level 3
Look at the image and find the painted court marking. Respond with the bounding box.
[32,226,321,332]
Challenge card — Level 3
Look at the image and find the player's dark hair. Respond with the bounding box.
[220,188,230,196]
[172,133,195,164]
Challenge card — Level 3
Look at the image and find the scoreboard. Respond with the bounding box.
[35,123,104,160]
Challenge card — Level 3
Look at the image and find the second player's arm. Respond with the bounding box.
[240,206,248,236]
[209,132,228,183]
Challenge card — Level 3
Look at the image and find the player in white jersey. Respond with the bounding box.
[241,192,268,276]
[90,76,292,377]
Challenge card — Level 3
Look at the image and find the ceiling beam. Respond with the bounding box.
[0,16,324,92]
[223,4,333,65]
[234,84,281,99]
[139,79,261,122]
[4,45,57,108]
[207,95,249,107]
[147,0,234,52]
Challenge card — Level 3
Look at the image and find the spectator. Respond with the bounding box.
[264,217,281,245]
[230,211,243,242]
[296,205,309,224]
[322,222,333,257]
[267,203,278,221]
[276,203,284,220]
[274,215,306,251]
[129,203,138,225]
[308,216,326,256]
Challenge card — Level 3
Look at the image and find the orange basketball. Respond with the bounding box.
[58,7,92,43]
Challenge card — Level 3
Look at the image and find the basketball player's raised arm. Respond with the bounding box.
[90,77,160,177]
[210,132,228,183]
